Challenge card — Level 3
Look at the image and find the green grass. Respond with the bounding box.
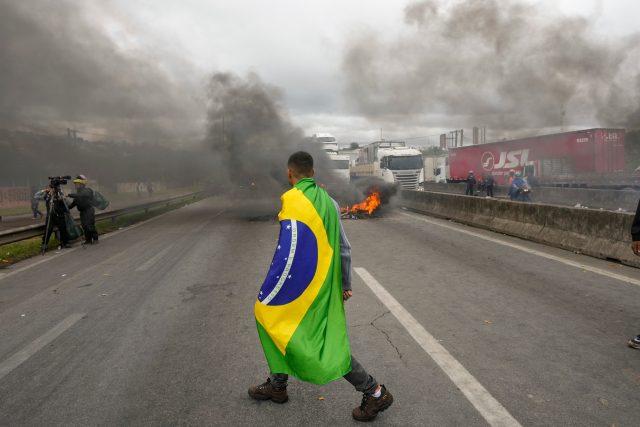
[0,206,32,217]
[0,237,58,267]
[0,196,202,269]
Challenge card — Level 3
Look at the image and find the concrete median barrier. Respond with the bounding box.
[400,190,640,268]
[421,181,640,211]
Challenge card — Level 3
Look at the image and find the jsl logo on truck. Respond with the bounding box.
[481,152,495,171]
[482,149,531,171]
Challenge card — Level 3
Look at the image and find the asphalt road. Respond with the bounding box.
[1,196,640,426]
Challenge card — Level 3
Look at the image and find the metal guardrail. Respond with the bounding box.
[0,191,208,246]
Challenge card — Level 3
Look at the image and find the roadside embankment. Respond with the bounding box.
[400,190,639,268]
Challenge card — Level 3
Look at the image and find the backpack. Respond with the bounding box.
[64,211,84,241]
[91,189,110,210]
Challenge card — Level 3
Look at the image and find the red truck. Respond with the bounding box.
[448,128,626,186]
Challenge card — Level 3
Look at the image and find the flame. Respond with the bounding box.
[341,191,382,216]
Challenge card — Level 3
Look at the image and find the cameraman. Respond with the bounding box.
[42,184,70,250]
[68,175,99,244]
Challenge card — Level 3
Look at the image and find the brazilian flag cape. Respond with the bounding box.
[255,177,352,384]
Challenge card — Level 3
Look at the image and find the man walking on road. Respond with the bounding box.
[248,151,393,422]
[629,199,640,349]
[68,175,99,245]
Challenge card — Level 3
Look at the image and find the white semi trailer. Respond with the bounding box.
[423,154,449,183]
[312,133,350,183]
[350,141,424,190]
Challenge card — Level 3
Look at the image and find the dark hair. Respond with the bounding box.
[287,151,314,177]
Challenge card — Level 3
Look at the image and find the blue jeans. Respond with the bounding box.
[270,356,378,394]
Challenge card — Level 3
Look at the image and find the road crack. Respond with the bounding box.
[371,311,403,360]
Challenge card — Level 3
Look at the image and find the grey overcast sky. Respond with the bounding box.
[19,0,640,145]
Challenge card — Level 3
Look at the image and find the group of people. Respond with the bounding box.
[40,175,99,250]
[464,169,531,201]
[464,170,495,197]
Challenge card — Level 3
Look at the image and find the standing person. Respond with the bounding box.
[509,172,530,202]
[465,170,476,196]
[41,185,70,251]
[248,151,393,422]
[628,199,640,349]
[31,188,45,219]
[485,173,495,197]
[146,182,153,198]
[68,175,99,245]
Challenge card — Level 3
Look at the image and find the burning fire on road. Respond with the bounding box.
[340,190,382,219]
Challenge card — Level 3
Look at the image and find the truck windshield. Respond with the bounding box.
[385,155,423,170]
[330,159,350,169]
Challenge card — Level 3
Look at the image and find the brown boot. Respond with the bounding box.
[352,385,393,422]
[248,378,289,404]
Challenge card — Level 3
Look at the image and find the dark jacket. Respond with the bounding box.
[68,187,94,211]
[466,174,476,185]
[632,199,640,241]
[44,191,68,217]
[485,175,494,186]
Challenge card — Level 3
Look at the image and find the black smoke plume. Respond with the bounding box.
[0,0,204,142]
[204,72,306,197]
[204,71,366,211]
[343,0,640,133]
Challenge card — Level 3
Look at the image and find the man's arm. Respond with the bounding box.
[332,199,352,296]
[67,196,76,210]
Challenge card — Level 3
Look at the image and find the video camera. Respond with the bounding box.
[48,175,72,187]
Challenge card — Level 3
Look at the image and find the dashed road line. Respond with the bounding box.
[0,313,86,380]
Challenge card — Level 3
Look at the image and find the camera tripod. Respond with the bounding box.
[40,186,71,255]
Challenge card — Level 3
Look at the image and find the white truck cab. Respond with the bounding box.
[350,141,424,190]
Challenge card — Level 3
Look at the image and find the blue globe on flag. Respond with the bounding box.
[258,219,318,306]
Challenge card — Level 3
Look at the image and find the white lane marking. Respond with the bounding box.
[400,211,640,287]
[135,244,175,272]
[0,313,85,380]
[354,267,521,427]
[0,202,219,282]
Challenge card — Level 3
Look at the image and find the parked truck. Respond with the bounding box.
[312,133,350,183]
[423,154,448,183]
[448,128,626,186]
[350,141,424,190]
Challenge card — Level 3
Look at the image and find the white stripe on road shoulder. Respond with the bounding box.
[0,313,85,380]
[400,211,640,288]
[135,244,175,272]
[354,267,521,427]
